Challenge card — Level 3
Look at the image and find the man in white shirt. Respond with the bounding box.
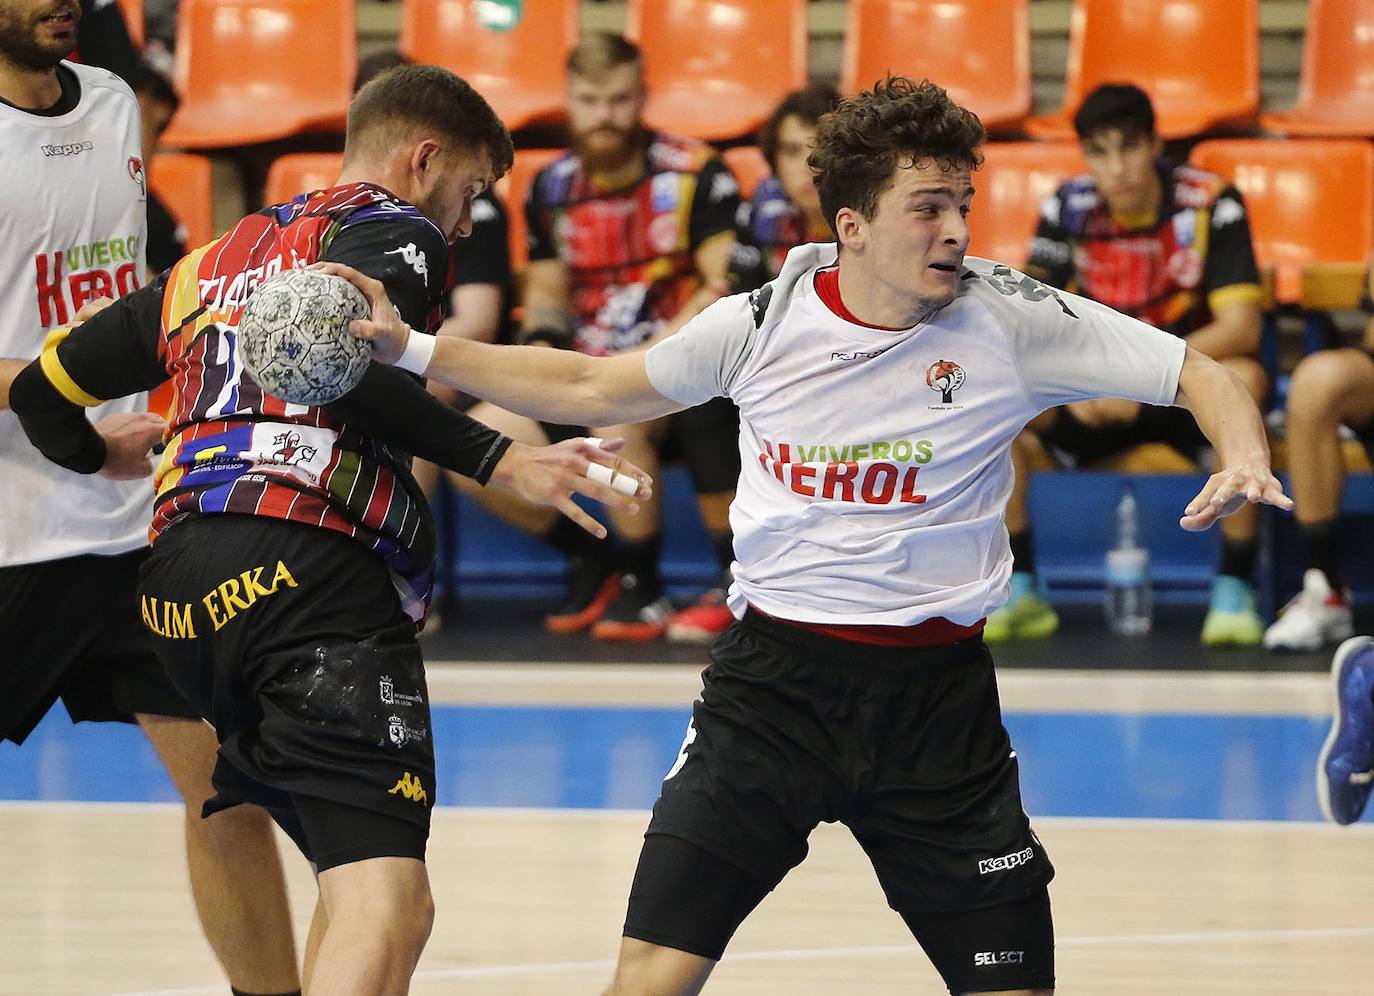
[0,4,298,992]
[322,77,1289,996]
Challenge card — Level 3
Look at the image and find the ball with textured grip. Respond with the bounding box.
[238,268,372,406]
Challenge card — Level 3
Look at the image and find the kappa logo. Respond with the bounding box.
[926,358,966,405]
[385,243,428,279]
[388,772,428,804]
[40,141,93,157]
[978,846,1035,876]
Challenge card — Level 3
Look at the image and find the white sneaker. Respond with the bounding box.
[1263,569,1354,651]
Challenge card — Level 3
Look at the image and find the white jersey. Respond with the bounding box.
[645,243,1187,626]
[0,62,150,567]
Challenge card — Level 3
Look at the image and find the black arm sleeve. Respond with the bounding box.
[11,276,170,474]
[1201,185,1262,294]
[320,214,514,483]
[687,158,741,248]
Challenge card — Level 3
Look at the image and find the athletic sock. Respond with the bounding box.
[1218,538,1257,583]
[542,516,611,567]
[1300,520,1344,591]
[1009,528,1037,576]
[618,534,663,596]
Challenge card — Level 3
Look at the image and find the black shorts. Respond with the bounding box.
[137,514,434,869]
[663,397,740,495]
[1,548,197,745]
[1040,402,1206,467]
[626,610,1055,990]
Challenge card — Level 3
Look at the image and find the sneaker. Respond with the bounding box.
[1317,635,1374,825]
[1263,569,1354,651]
[667,586,733,643]
[590,573,672,642]
[544,558,621,634]
[1200,575,1264,647]
[984,572,1059,643]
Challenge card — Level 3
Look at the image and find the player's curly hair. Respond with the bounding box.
[346,64,514,178]
[808,77,984,237]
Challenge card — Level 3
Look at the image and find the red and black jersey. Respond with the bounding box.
[1024,161,1263,335]
[525,132,739,355]
[20,182,513,623]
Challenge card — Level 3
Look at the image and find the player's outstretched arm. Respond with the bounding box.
[312,261,683,427]
[1174,345,1292,531]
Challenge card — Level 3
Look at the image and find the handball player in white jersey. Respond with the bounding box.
[0,2,299,991]
[323,77,1291,996]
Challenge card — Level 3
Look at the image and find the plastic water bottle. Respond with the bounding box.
[1105,481,1152,635]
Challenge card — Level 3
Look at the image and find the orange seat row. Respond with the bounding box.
[147,0,1374,150]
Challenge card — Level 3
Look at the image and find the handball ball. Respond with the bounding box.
[238,267,372,406]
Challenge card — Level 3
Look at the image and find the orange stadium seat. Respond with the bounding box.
[626,0,808,142]
[722,146,771,201]
[840,0,1030,133]
[1027,0,1259,141]
[161,0,354,149]
[399,0,578,131]
[116,0,143,47]
[1189,139,1374,305]
[494,148,563,270]
[1262,0,1374,137]
[263,153,344,206]
[966,141,1085,267]
[149,153,215,249]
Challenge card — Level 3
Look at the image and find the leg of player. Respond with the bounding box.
[308,857,434,995]
[603,938,715,995]
[301,893,329,992]
[1201,356,1269,647]
[1265,349,1374,650]
[591,419,672,642]
[137,714,300,995]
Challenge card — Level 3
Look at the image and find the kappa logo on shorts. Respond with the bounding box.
[978,846,1035,876]
[388,772,428,804]
[974,950,1025,967]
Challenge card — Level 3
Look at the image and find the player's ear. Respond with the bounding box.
[410,140,442,180]
[834,206,866,252]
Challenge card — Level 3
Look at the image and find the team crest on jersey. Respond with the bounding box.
[926,358,966,407]
[127,155,145,194]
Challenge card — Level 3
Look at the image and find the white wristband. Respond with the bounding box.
[585,461,641,496]
[395,327,437,375]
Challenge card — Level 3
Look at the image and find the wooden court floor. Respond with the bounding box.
[3,805,1373,995]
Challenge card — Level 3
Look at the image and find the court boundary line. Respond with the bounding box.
[103,924,1374,994]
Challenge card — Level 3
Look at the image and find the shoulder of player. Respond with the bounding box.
[1047,173,1101,231]
[335,187,446,241]
[64,60,136,102]
[646,132,719,175]
[1167,163,1233,210]
[955,257,1057,322]
[529,152,580,204]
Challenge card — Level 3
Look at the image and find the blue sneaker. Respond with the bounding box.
[1317,635,1374,825]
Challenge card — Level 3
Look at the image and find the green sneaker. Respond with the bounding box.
[986,573,1059,643]
[1201,575,1264,647]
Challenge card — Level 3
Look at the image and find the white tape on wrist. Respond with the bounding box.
[585,461,640,496]
[395,328,437,375]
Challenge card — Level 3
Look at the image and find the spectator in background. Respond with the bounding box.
[459,33,742,644]
[128,61,185,273]
[728,84,838,293]
[990,83,1269,647]
[1262,264,1374,650]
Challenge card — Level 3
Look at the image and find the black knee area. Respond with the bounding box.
[900,889,1055,996]
[293,793,428,872]
[623,833,772,961]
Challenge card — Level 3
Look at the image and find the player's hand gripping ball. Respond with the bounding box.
[238,268,373,406]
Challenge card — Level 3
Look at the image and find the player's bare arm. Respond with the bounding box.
[1181,297,1263,362]
[316,260,682,427]
[517,257,575,348]
[1173,345,1292,532]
